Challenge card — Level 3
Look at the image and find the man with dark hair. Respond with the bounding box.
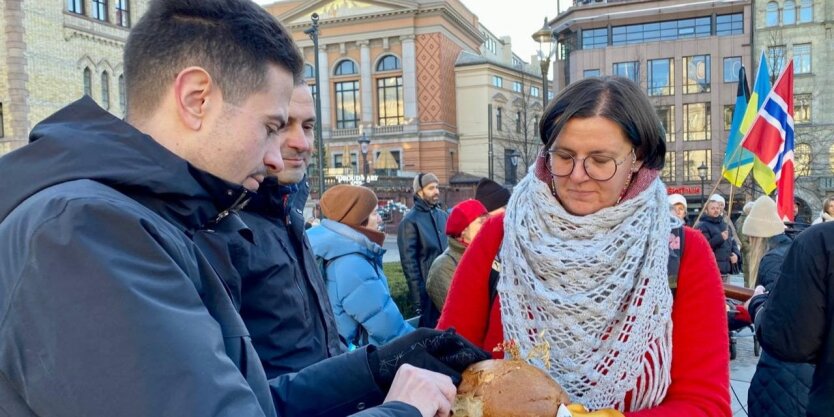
[0,1,487,416]
[398,173,448,328]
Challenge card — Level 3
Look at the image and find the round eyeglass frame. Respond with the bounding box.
[544,148,636,181]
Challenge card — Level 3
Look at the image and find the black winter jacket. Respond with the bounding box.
[696,215,740,274]
[0,98,416,417]
[397,196,448,328]
[757,222,834,417]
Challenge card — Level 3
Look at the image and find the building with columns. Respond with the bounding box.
[0,0,149,156]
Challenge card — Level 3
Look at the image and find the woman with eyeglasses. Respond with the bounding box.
[308,184,414,349]
[438,77,730,416]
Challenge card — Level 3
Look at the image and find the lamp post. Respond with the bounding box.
[697,162,708,208]
[509,150,521,185]
[532,18,555,109]
[304,13,325,201]
[358,131,370,181]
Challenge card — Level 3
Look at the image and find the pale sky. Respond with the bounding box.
[255,0,563,65]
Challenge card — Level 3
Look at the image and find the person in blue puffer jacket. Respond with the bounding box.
[309,185,414,348]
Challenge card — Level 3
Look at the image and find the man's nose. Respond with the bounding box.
[285,124,311,153]
[264,146,284,175]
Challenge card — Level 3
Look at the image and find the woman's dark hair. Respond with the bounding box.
[124,0,303,118]
[539,76,666,170]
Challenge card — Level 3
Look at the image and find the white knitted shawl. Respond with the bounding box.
[498,171,674,412]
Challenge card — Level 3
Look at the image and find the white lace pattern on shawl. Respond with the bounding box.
[498,172,674,412]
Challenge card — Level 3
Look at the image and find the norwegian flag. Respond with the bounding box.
[741,60,795,221]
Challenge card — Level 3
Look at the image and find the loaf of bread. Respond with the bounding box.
[453,359,570,417]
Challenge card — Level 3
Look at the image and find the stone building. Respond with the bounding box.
[0,0,149,155]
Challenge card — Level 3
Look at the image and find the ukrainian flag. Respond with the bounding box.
[741,52,777,194]
[722,66,752,187]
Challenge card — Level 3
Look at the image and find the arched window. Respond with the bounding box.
[83,68,92,97]
[303,64,315,79]
[334,60,357,76]
[783,0,796,24]
[101,71,110,110]
[765,2,779,27]
[118,74,126,114]
[799,0,812,23]
[376,55,400,72]
[794,143,811,177]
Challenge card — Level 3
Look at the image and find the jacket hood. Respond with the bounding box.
[0,97,252,229]
[244,176,298,219]
[308,219,385,261]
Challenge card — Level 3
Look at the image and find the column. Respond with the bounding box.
[401,35,417,121]
[358,40,373,126]
[317,46,331,131]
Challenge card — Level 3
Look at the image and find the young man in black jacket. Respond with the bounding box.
[0,1,487,416]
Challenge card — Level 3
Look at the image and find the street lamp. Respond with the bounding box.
[697,162,708,208]
[532,18,555,109]
[304,13,325,202]
[358,131,370,180]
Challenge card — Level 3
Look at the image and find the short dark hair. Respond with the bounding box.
[539,76,666,170]
[124,0,303,118]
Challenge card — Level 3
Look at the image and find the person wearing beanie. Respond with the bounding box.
[426,200,489,310]
[736,200,756,285]
[397,172,449,327]
[475,178,512,215]
[741,196,813,417]
[309,185,414,348]
[696,196,740,278]
[667,193,688,223]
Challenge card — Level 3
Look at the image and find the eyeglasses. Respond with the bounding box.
[545,148,636,181]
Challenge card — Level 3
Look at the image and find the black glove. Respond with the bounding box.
[367,328,490,390]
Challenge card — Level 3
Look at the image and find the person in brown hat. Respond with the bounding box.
[309,185,414,348]
[397,172,449,328]
[426,199,489,311]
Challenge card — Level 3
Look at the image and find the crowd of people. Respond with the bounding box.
[0,1,832,416]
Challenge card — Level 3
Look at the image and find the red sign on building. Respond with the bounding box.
[666,185,701,196]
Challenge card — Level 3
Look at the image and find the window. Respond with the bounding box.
[716,13,744,36]
[548,91,554,100]
[350,152,358,173]
[612,61,639,82]
[496,107,503,131]
[484,36,497,54]
[335,80,360,128]
[683,103,711,141]
[67,0,84,14]
[656,105,675,142]
[723,57,742,83]
[512,57,522,68]
[783,0,796,24]
[530,86,540,97]
[0,103,4,138]
[612,16,710,46]
[516,111,522,133]
[334,60,357,76]
[101,72,110,110]
[794,143,811,177]
[799,0,812,23]
[377,76,403,126]
[794,43,811,74]
[684,149,711,181]
[582,28,608,49]
[648,58,674,96]
[765,2,779,27]
[92,0,108,21]
[768,45,786,76]
[333,153,344,169]
[683,55,710,94]
[309,84,318,108]
[533,115,539,131]
[376,55,400,72]
[794,94,811,123]
[583,69,600,78]
[723,105,734,130]
[492,76,503,88]
[661,151,676,182]
[303,64,315,79]
[512,81,523,93]
[116,0,130,27]
[118,74,126,114]
[83,68,92,97]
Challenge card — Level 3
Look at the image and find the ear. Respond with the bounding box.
[173,66,215,131]
[632,160,643,173]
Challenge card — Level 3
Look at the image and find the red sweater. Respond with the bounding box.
[437,214,731,417]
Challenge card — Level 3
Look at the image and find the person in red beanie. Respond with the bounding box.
[438,76,730,417]
[426,199,488,311]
